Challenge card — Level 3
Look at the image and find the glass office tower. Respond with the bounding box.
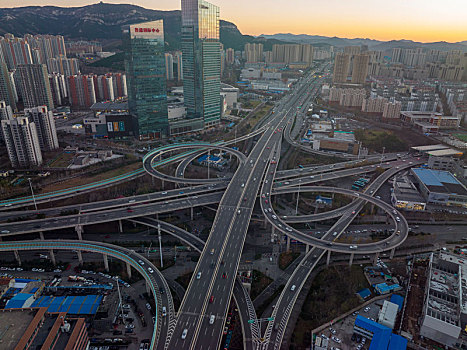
[124,20,168,139]
[181,0,221,128]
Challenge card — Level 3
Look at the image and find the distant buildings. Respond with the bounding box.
[271,44,313,66]
[329,87,366,108]
[24,106,59,151]
[124,20,169,139]
[332,53,351,83]
[68,74,96,109]
[181,0,221,129]
[351,54,370,84]
[0,59,16,110]
[244,43,263,63]
[17,64,54,111]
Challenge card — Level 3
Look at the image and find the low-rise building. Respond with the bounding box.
[378,300,399,329]
[401,111,460,132]
[391,175,426,211]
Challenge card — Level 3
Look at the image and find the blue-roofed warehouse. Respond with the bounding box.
[354,315,407,350]
[5,293,35,309]
[390,294,404,310]
[411,168,467,208]
[31,294,103,315]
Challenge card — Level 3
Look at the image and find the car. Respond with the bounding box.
[329,327,336,334]
[126,323,135,329]
[223,326,228,335]
[181,329,188,339]
[162,306,167,316]
[286,227,292,232]
[331,336,341,343]
[129,199,136,203]
[321,334,329,340]
[272,215,277,219]
[222,272,227,279]
[138,260,144,265]
[209,295,214,303]
[241,183,245,187]
[210,248,215,255]
[364,306,370,312]
[333,231,338,236]
[350,245,358,250]
[196,272,202,279]
[290,285,296,291]
[210,314,215,324]
[148,268,154,273]
[159,287,165,294]
[122,304,130,309]
[127,208,133,213]
[162,191,167,195]
[1,230,10,234]
[237,209,241,214]
[179,191,184,194]
[351,211,356,215]
[146,303,151,310]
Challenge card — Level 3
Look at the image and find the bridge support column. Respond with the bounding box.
[161,180,164,190]
[390,248,395,260]
[326,250,331,266]
[373,252,380,266]
[103,254,109,271]
[349,253,355,266]
[286,236,290,251]
[306,245,310,253]
[75,225,83,240]
[49,250,56,265]
[14,250,21,266]
[39,231,44,240]
[190,207,194,221]
[126,262,132,278]
[263,218,268,229]
[77,250,83,265]
[118,220,123,233]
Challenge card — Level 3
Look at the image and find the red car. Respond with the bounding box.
[209,295,214,303]
[222,272,227,279]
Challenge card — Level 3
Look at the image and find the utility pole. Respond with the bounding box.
[158,223,163,268]
[295,180,301,215]
[380,146,386,166]
[207,149,210,179]
[115,275,124,323]
[28,178,38,212]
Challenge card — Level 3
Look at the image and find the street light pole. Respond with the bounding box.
[295,180,301,215]
[380,146,386,166]
[28,178,38,212]
[158,223,163,268]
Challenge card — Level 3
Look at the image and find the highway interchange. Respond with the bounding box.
[0,65,420,350]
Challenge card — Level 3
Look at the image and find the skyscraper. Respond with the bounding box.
[181,0,221,128]
[165,53,174,80]
[351,54,370,84]
[333,53,351,83]
[68,74,96,108]
[0,60,16,111]
[1,116,43,168]
[124,20,169,139]
[245,43,263,63]
[24,106,59,151]
[17,64,54,110]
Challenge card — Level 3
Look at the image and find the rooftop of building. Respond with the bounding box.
[427,149,463,157]
[90,101,128,111]
[0,308,43,349]
[412,168,467,196]
[411,144,450,152]
[438,252,467,315]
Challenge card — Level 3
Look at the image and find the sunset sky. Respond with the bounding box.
[0,0,466,43]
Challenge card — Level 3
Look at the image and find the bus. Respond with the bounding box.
[358,178,370,184]
[352,185,360,191]
[354,181,366,187]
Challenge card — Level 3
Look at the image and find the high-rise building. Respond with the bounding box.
[109,73,127,98]
[344,46,361,55]
[68,74,96,108]
[351,54,370,84]
[225,48,235,65]
[271,44,313,65]
[124,20,169,139]
[17,64,54,110]
[46,57,79,76]
[181,0,221,128]
[24,106,59,151]
[93,74,115,101]
[0,100,13,121]
[173,51,184,81]
[245,43,263,63]
[0,60,17,110]
[333,52,350,83]
[1,116,43,168]
[48,73,67,107]
[165,53,174,80]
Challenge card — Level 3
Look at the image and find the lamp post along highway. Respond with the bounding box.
[158,223,163,268]
[27,178,38,212]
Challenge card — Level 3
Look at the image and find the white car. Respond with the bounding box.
[196,272,202,279]
[272,215,277,219]
[181,329,188,339]
[148,268,154,273]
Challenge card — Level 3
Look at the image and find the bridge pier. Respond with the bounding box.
[118,220,123,233]
[286,236,290,251]
[14,250,21,266]
[190,207,194,221]
[75,225,83,240]
[103,254,109,271]
[349,253,354,266]
[326,250,331,266]
[77,250,83,265]
[49,250,56,265]
[126,262,132,278]
[373,252,380,266]
[306,244,310,253]
[161,180,164,190]
[390,248,395,260]
[263,218,268,229]
[39,231,44,240]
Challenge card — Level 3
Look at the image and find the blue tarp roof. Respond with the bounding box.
[412,168,460,186]
[357,288,371,299]
[5,293,34,309]
[355,316,407,350]
[375,283,400,294]
[31,295,102,315]
[388,334,408,350]
[390,294,404,310]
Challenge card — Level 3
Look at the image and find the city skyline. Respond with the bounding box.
[0,0,465,43]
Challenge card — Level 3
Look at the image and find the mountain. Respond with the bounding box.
[260,33,467,52]
[0,3,285,51]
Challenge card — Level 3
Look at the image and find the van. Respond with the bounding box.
[291,285,296,291]
[209,314,215,324]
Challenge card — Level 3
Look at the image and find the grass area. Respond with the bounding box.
[38,161,141,194]
[279,251,300,270]
[250,270,274,300]
[241,99,262,109]
[290,265,368,348]
[48,152,75,167]
[454,134,467,142]
[354,129,407,153]
[88,52,125,71]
